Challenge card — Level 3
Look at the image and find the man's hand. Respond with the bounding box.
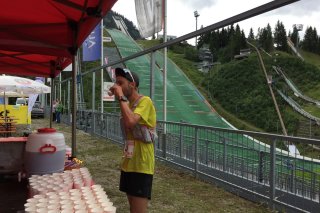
[109,84,124,99]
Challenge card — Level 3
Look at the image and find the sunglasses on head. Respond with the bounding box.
[123,68,135,83]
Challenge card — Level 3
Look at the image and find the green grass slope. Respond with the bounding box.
[137,39,320,135]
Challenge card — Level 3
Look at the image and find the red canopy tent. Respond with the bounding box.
[0,0,118,157]
[0,0,118,78]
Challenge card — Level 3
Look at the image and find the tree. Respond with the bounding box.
[240,30,247,48]
[274,20,288,51]
[312,27,319,53]
[248,28,255,40]
[290,25,299,47]
[302,26,318,53]
[259,24,274,52]
[318,37,320,54]
[198,32,210,48]
[220,28,228,48]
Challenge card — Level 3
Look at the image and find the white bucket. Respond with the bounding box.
[25,128,66,175]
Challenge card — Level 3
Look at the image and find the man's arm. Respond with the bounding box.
[119,101,141,129]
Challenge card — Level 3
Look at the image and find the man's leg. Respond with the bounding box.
[127,194,148,213]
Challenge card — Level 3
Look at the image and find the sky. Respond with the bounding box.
[112,0,320,45]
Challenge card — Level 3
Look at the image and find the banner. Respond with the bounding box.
[82,22,102,61]
[103,82,115,102]
[104,58,115,82]
[135,0,162,38]
[0,105,31,124]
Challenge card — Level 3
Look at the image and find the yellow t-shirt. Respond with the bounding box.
[121,96,156,175]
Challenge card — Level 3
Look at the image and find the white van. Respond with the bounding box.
[16,98,28,106]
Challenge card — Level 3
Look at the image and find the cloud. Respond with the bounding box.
[268,0,320,16]
[183,0,218,10]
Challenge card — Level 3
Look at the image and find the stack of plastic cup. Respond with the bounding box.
[26,168,116,212]
[80,167,93,186]
[29,168,89,197]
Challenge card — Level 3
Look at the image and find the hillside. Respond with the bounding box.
[207,52,320,135]
[104,10,141,40]
[137,39,320,136]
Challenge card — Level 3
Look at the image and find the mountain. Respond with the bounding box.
[103,10,142,40]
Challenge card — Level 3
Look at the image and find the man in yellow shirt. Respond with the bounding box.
[110,67,156,213]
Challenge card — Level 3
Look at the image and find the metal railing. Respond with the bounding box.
[57,110,320,213]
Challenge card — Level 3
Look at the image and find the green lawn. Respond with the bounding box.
[31,119,271,213]
[302,104,320,118]
[301,50,320,69]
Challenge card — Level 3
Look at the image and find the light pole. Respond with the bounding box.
[194,10,200,47]
[156,1,160,39]
[293,24,303,48]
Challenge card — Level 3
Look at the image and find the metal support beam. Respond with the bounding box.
[150,51,155,100]
[62,0,300,81]
[101,0,299,69]
[92,70,96,135]
[50,78,54,128]
[71,54,77,158]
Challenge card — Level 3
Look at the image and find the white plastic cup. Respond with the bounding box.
[81,186,91,191]
[80,167,89,173]
[61,209,73,213]
[74,180,84,189]
[60,199,73,206]
[48,204,60,210]
[61,204,74,211]
[75,210,88,213]
[70,188,81,193]
[36,202,47,209]
[71,170,81,176]
[49,194,60,201]
[70,195,82,202]
[26,197,38,204]
[100,201,113,208]
[92,187,104,193]
[85,198,97,206]
[96,193,108,200]
[38,198,48,203]
[33,194,45,199]
[73,199,86,206]
[74,203,87,211]
[46,191,57,197]
[25,206,37,213]
[59,191,70,197]
[83,189,94,196]
[24,202,36,209]
[63,170,73,175]
[36,207,48,213]
[70,191,82,197]
[83,178,92,187]
[48,199,60,206]
[88,205,103,213]
[65,180,73,190]
[104,206,117,213]
[48,210,60,213]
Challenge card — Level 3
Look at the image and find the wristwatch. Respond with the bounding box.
[119,96,128,102]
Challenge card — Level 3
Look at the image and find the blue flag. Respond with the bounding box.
[83,23,101,61]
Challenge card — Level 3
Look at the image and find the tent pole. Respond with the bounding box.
[163,0,167,133]
[50,78,54,128]
[71,54,77,158]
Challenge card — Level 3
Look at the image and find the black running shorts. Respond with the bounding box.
[119,171,153,200]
